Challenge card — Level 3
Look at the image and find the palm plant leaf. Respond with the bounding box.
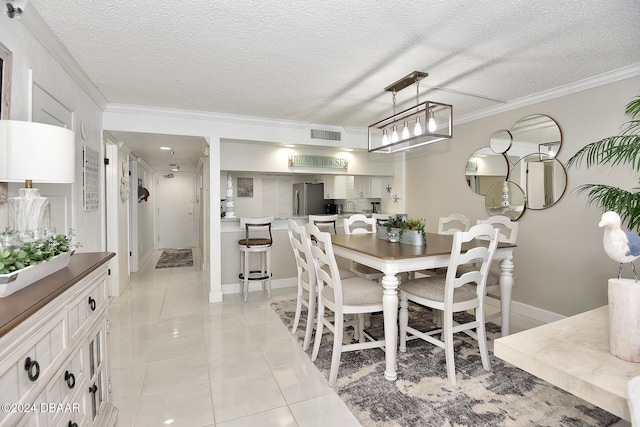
[574,184,640,232]
[566,96,640,233]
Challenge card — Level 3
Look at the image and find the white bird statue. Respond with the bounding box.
[599,211,640,280]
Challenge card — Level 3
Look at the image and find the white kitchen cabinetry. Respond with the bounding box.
[322,175,347,199]
[0,253,117,427]
[354,176,371,198]
[370,177,383,198]
[322,175,334,199]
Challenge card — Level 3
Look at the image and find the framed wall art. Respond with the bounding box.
[237,177,253,197]
[0,42,12,120]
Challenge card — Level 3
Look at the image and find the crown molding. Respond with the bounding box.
[104,103,311,130]
[457,63,640,124]
[20,3,108,109]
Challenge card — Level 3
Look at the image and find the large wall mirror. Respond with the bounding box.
[465,114,566,219]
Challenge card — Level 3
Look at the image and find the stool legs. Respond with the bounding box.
[238,247,271,303]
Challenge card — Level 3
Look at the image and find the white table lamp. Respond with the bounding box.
[0,120,75,234]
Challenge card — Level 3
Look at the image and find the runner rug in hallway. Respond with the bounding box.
[271,299,619,427]
[155,248,193,268]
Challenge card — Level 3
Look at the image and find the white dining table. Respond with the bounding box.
[331,232,516,381]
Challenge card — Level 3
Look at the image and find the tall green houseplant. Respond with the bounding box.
[566,96,640,233]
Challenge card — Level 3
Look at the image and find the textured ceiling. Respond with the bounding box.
[26,0,640,170]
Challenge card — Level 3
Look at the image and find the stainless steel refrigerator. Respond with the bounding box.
[293,183,325,216]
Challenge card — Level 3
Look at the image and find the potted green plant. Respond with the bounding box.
[566,95,640,362]
[566,95,640,232]
[378,215,426,245]
[0,231,77,297]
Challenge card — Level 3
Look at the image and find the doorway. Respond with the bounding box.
[157,173,198,248]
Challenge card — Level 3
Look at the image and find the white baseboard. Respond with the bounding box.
[222,277,297,295]
[485,295,566,324]
[220,278,566,325]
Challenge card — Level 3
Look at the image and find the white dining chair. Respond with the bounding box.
[475,215,518,322]
[435,215,518,321]
[306,223,385,386]
[287,220,359,350]
[343,214,385,282]
[286,219,317,350]
[438,213,471,235]
[309,214,338,234]
[398,223,499,384]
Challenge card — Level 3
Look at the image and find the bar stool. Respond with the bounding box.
[238,216,274,302]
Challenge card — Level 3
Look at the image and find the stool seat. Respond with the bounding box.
[238,237,272,246]
[238,216,274,302]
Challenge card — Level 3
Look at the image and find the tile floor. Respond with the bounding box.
[108,250,627,427]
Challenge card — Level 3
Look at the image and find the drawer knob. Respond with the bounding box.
[24,357,40,381]
[89,383,98,394]
[64,370,76,389]
[88,296,96,311]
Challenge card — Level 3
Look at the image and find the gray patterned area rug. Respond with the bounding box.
[271,299,620,427]
[155,249,194,268]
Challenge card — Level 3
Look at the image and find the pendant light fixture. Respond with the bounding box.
[368,71,453,153]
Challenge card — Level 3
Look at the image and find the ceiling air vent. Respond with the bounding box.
[310,129,341,141]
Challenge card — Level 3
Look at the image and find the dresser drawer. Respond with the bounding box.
[0,311,66,426]
[68,270,108,344]
[44,346,84,425]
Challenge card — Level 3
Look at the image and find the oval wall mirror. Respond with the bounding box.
[484,181,526,220]
[509,114,562,161]
[489,129,512,154]
[509,154,567,210]
[465,147,509,196]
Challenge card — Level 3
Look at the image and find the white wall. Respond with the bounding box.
[137,161,155,266]
[0,11,105,252]
[405,75,640,317]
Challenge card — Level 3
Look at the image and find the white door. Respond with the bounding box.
[527,161,545,209]
[157,174,197,248]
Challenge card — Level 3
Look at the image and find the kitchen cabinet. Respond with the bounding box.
[371,177,383,198]
[354,176,371,198]
[322,175,334,199]
[354,176,382,198]
[0,253,117,427]
[323,175,347,199]
[323,175,384,199]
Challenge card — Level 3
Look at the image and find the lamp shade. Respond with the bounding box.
[0,120,75,183]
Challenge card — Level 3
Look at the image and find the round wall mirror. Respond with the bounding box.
[489,129,512,154]
[465,147,509,196]
[484,181,526,220]
[509,154,567,210]
[509,114,562,161]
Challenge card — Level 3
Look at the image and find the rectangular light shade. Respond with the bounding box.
[0,120,75,183]
[368,101,453,153]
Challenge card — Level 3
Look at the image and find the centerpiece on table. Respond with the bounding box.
[0,231,77,297]
[377,215,426,245]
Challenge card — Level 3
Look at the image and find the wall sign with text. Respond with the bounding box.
[288,154,348,169]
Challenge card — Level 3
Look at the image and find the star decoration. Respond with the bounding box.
[386,185,392,194]
[393,194,401,204]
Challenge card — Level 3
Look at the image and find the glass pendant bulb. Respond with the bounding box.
[428,116,437,133]
[381,129,389,146]
[391,125,399,143]
[414,116,423,136]
[401,121,410,139]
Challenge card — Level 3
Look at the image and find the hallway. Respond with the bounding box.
[108,250,359,426]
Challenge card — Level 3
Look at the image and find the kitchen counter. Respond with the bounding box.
[221,213,379,222]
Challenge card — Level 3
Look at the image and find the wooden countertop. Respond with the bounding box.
[0,252,115,338]
[331,232,515,260]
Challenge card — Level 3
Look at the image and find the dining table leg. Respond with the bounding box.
[498,257,515,336]
[381,272,400,381]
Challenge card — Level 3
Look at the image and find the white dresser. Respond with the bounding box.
[0,252,117,427]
